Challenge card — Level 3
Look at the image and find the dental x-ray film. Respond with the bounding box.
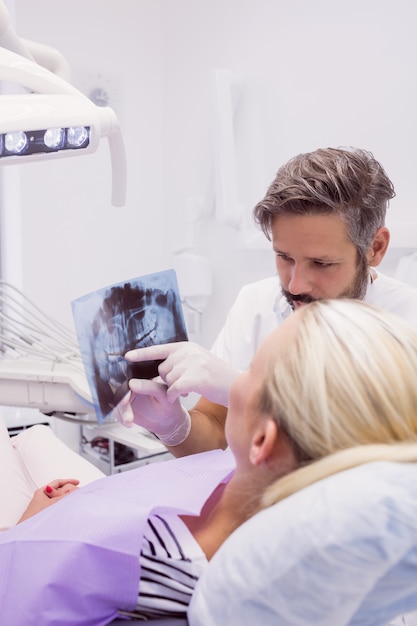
[72,269,188,423]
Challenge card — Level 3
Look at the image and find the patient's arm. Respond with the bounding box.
[17,478,79,524]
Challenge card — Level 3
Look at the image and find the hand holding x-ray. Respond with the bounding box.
[114,381,191,447]
[72,270,189,424]
[125,341,240,407]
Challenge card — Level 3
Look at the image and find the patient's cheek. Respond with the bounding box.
[228,376,245,415]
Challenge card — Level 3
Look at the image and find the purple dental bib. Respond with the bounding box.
[0,448,234,625]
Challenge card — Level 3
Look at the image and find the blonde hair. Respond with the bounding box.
[260,299,417,507]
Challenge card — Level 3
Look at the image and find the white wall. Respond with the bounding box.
[11,0,417,350]
[13,0,169,329]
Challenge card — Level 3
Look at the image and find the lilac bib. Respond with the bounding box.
[0,448,234,625]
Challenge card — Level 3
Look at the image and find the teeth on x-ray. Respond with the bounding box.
[72,270,188,423]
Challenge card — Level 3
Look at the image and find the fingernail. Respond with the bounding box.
[45,485,53,494]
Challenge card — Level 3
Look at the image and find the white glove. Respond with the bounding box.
[124,341,239,407]
[114,380,191,447]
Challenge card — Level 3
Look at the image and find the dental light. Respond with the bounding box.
[0,45,126,206]
[0,3,126,419]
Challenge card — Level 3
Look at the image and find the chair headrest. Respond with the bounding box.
[188,461,417,626]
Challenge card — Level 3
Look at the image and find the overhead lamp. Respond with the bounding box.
[2,123,89,156]
[0,45,127,206]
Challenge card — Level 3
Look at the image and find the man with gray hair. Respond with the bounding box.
[117,146,417,456]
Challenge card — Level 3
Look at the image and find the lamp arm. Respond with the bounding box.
[0,46,87,98]
[0,1,69,80]
[20,39,71,81]
[0,1,34,62]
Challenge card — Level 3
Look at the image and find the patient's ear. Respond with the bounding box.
[249,419,279,466]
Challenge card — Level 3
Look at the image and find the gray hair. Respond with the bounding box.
[253,147,395,260]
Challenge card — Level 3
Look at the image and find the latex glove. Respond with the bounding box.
[114,380,191,447]
[125,341,239,407]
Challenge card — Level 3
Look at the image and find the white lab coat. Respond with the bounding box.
[211,271,417,370]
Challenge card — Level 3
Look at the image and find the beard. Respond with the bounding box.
[282,257,370,310]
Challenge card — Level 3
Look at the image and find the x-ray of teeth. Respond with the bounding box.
[72,269,188,423]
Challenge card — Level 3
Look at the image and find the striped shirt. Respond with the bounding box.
[133,513,208,619]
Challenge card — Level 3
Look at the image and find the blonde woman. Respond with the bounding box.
[1,299,417,625]
[257,297,417,506]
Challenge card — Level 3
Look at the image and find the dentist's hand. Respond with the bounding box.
[114,380,191,447]
[125,342,239,407]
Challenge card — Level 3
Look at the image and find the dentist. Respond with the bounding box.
[117,146,417,456]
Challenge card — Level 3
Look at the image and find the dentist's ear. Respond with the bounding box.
[249,419,279,466]
[367,226,390,267]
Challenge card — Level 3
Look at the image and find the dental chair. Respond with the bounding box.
[4,424,417,624]
[185,460,417,626]
[110,460,417,625]
[3,416,417,625]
